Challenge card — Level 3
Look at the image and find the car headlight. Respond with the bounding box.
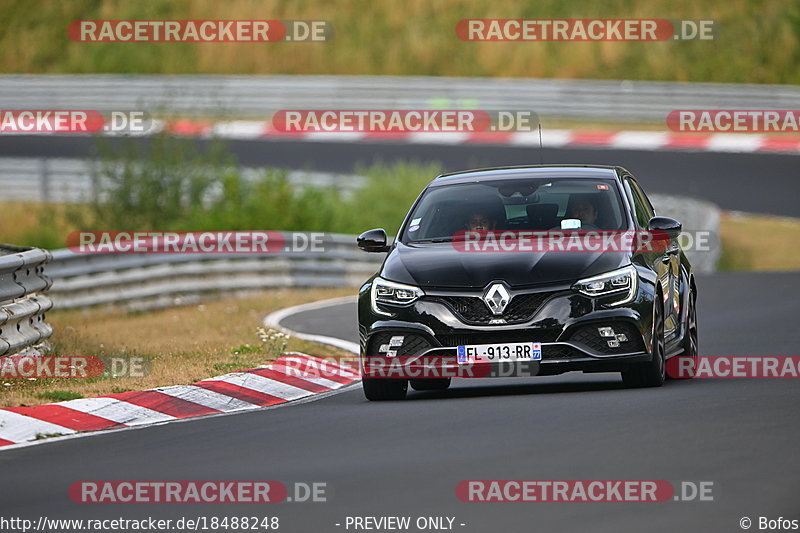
[573,265,638,306]
[371,277,424,315]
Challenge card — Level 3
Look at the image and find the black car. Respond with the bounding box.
[356,165,698,400]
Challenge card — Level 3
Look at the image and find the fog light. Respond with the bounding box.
[389,336,405,347]
[607,339,620,348]
[615,333,628,342]
[598,327,615,338]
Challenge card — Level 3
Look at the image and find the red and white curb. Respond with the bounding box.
[12,118,800,153]
[160,120,800,154]
[0,347,359,450]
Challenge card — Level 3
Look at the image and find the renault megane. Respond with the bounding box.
[356,165,698,400]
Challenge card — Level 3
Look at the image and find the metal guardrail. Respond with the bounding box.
[2,75,799,121]
[0,246,53,357]
[46,233,383,310]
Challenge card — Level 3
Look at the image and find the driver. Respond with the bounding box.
[566,196,598,227]
[466,211,496,231]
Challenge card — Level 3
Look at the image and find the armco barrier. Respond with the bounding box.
[45,233,384,310]
[0,245,53,357]
[2,75,799,121]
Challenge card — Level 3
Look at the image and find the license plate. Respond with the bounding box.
[456,342,541,364]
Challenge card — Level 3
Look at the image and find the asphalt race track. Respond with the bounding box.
[1,135,799,217]
[1,271,798,532]
[1,140,798,533]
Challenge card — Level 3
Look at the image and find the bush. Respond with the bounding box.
[73,136,442,236]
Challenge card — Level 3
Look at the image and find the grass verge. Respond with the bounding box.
[0,287,355,407]
[718,212,800,271]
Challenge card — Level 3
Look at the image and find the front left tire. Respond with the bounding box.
[679,290,699,374]
[362,378,408,401]
[621,296,666,388]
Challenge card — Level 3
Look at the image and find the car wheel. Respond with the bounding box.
[362,378,408,401]
[622,296,666,388]
[410,378,451,391]
[672,290,699,379]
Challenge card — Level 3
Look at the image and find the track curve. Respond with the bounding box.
[1,272,798,533]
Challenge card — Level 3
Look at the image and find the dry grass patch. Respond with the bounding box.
[719,212,800,271]
[0,287,356,407]
[0,202,81,250]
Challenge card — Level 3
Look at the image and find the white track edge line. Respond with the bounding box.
[263,296,361,355]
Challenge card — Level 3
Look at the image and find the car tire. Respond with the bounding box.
[671,290,699,379]
[362,378,408,401]
[622,295,666,388]
[410,378,451,391]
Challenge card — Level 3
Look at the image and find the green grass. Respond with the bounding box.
[35,432,67,440]
[0,0,798,84]
[36,390,83,402]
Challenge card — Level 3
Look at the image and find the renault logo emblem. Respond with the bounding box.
[483,283,511,315]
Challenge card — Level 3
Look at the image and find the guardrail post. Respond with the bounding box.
[40,158,50,203]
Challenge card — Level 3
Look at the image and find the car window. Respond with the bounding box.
[402,177,627,243]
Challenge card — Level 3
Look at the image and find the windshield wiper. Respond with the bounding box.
[407,238,453,244]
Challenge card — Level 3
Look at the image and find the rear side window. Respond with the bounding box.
[624,178,653,228]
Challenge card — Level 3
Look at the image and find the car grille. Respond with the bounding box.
[431,291,562,325]
[567,322,645,355]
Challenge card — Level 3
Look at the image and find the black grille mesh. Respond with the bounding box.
[541,345,585,360]
[433,291,560,324]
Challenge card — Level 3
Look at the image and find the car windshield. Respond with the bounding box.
[402,177,627,243]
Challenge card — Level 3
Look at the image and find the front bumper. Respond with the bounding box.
[358,278,655,378]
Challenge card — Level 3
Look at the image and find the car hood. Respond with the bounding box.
[381,242,631,289]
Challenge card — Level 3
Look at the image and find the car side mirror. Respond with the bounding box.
[357,228,390,252]
[647,216,682,239]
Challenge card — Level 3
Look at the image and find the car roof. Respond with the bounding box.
[430,165,626,186]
